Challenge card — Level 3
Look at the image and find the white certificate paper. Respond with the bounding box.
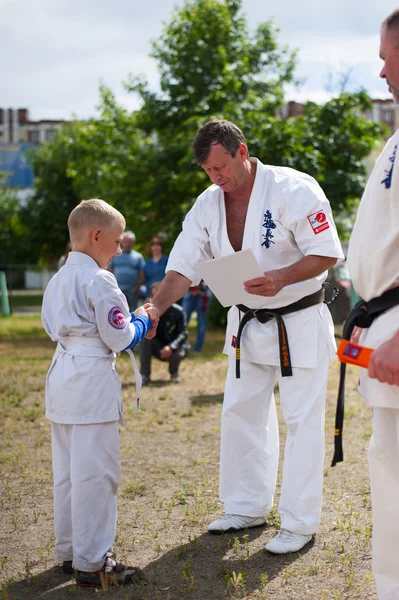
[194,249,265,309]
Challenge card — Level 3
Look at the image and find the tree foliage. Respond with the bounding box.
[0,184,30,265]
[21,0,382,269]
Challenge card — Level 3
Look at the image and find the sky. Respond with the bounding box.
[1,0,397,121]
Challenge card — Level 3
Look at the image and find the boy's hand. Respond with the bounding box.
[134,305,147,318]
[143,302,159,338]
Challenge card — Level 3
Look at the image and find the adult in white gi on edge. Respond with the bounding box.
[151,119,344,554]
[347,10,399,599]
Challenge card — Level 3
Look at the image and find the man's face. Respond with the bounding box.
[201,143,248,193]
[121,235,134,252]
[380,25,399,103]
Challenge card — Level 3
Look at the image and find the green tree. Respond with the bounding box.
[0,185,29,265]
[246,92,383,235]
[131,0,296,130]
[127,0,298,243]
[129,0,381,239]
[24,88,151,262]
[26,0,382,273]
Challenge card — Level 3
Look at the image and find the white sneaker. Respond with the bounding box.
[208,514,266,534]
[265,529,312,554]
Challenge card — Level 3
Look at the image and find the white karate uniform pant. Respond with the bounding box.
[220,327,330,535]
[51,421,120,572]
[368,408,399,600]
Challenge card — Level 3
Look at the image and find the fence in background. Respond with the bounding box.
[0,265,56,315]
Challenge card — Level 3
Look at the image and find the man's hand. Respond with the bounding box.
[144,302,159,338]
[244,255,336,298]
[244,269,286,297]
[159,345,173,360]
[369,331,399,386]
[134,303,159,339]
[350,326,362,344]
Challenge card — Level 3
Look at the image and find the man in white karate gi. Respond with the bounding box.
[346,10,399,598]
[152,118,344,553]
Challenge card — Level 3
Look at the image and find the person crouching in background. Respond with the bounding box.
[140,282,190,384]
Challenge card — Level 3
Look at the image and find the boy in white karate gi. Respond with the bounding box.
[42,199,157,587]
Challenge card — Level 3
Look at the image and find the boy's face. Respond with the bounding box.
[94,222,124,269]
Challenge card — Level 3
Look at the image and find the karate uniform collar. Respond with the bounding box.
[66,252,100,268]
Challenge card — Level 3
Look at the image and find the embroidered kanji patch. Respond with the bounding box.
[307,210,330,235]
[262,210,276,249]
[381,144,397,189]
[108,306,127,329]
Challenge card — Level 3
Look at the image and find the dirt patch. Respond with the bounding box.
[0,329,376,599]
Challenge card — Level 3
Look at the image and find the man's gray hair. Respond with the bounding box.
[192,118,247,165]
[123,230,136,243]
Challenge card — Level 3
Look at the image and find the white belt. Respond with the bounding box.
[57,336,142,412]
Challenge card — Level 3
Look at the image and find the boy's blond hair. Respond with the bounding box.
[68,199,125,242]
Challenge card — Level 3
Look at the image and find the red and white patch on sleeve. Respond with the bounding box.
[108,306,127,329]
[231,335,237,348]
[307,210,330,234]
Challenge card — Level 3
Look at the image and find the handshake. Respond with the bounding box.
[134,303,159,339]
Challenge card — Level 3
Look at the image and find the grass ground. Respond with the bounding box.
[0,316,376,599]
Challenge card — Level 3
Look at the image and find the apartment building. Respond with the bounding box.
[0,108,65,187]
[0,108,64,144]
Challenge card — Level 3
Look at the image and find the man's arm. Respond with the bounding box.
[369,330,399,386]
[244,255,337,297]
[151,271,192,314]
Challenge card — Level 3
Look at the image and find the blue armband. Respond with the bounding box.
[124,314,152,350]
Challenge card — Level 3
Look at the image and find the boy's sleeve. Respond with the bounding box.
[93,271,148,352]
[124,314,151,349]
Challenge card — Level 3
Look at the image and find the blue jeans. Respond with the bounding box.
[182,291,212,352]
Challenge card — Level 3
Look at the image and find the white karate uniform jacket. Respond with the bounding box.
[167,159,344,366]
[42,252,140,425]
[348,128,399,408]
[348,130,399,600]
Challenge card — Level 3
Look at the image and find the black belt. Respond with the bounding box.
[235,288,325,379]
[331,285,399,467]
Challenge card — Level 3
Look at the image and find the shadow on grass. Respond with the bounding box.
[190,392,224,406]
[3,530,314,600]
[122,379,177,389]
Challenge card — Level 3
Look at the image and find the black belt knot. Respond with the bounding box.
[235,287,325,380]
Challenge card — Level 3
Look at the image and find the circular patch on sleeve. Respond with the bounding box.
[108,306,127,329]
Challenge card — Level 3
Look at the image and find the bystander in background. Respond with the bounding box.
[140,282,189,384]
[182,281,212,353]
[144,236,169,298]
[109,231,144,310]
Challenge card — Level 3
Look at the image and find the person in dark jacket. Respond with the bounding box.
[139,282,190,384]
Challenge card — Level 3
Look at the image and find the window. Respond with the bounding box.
[45,129,55,141]
[29,131,39,143]
[384,110,393,123]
